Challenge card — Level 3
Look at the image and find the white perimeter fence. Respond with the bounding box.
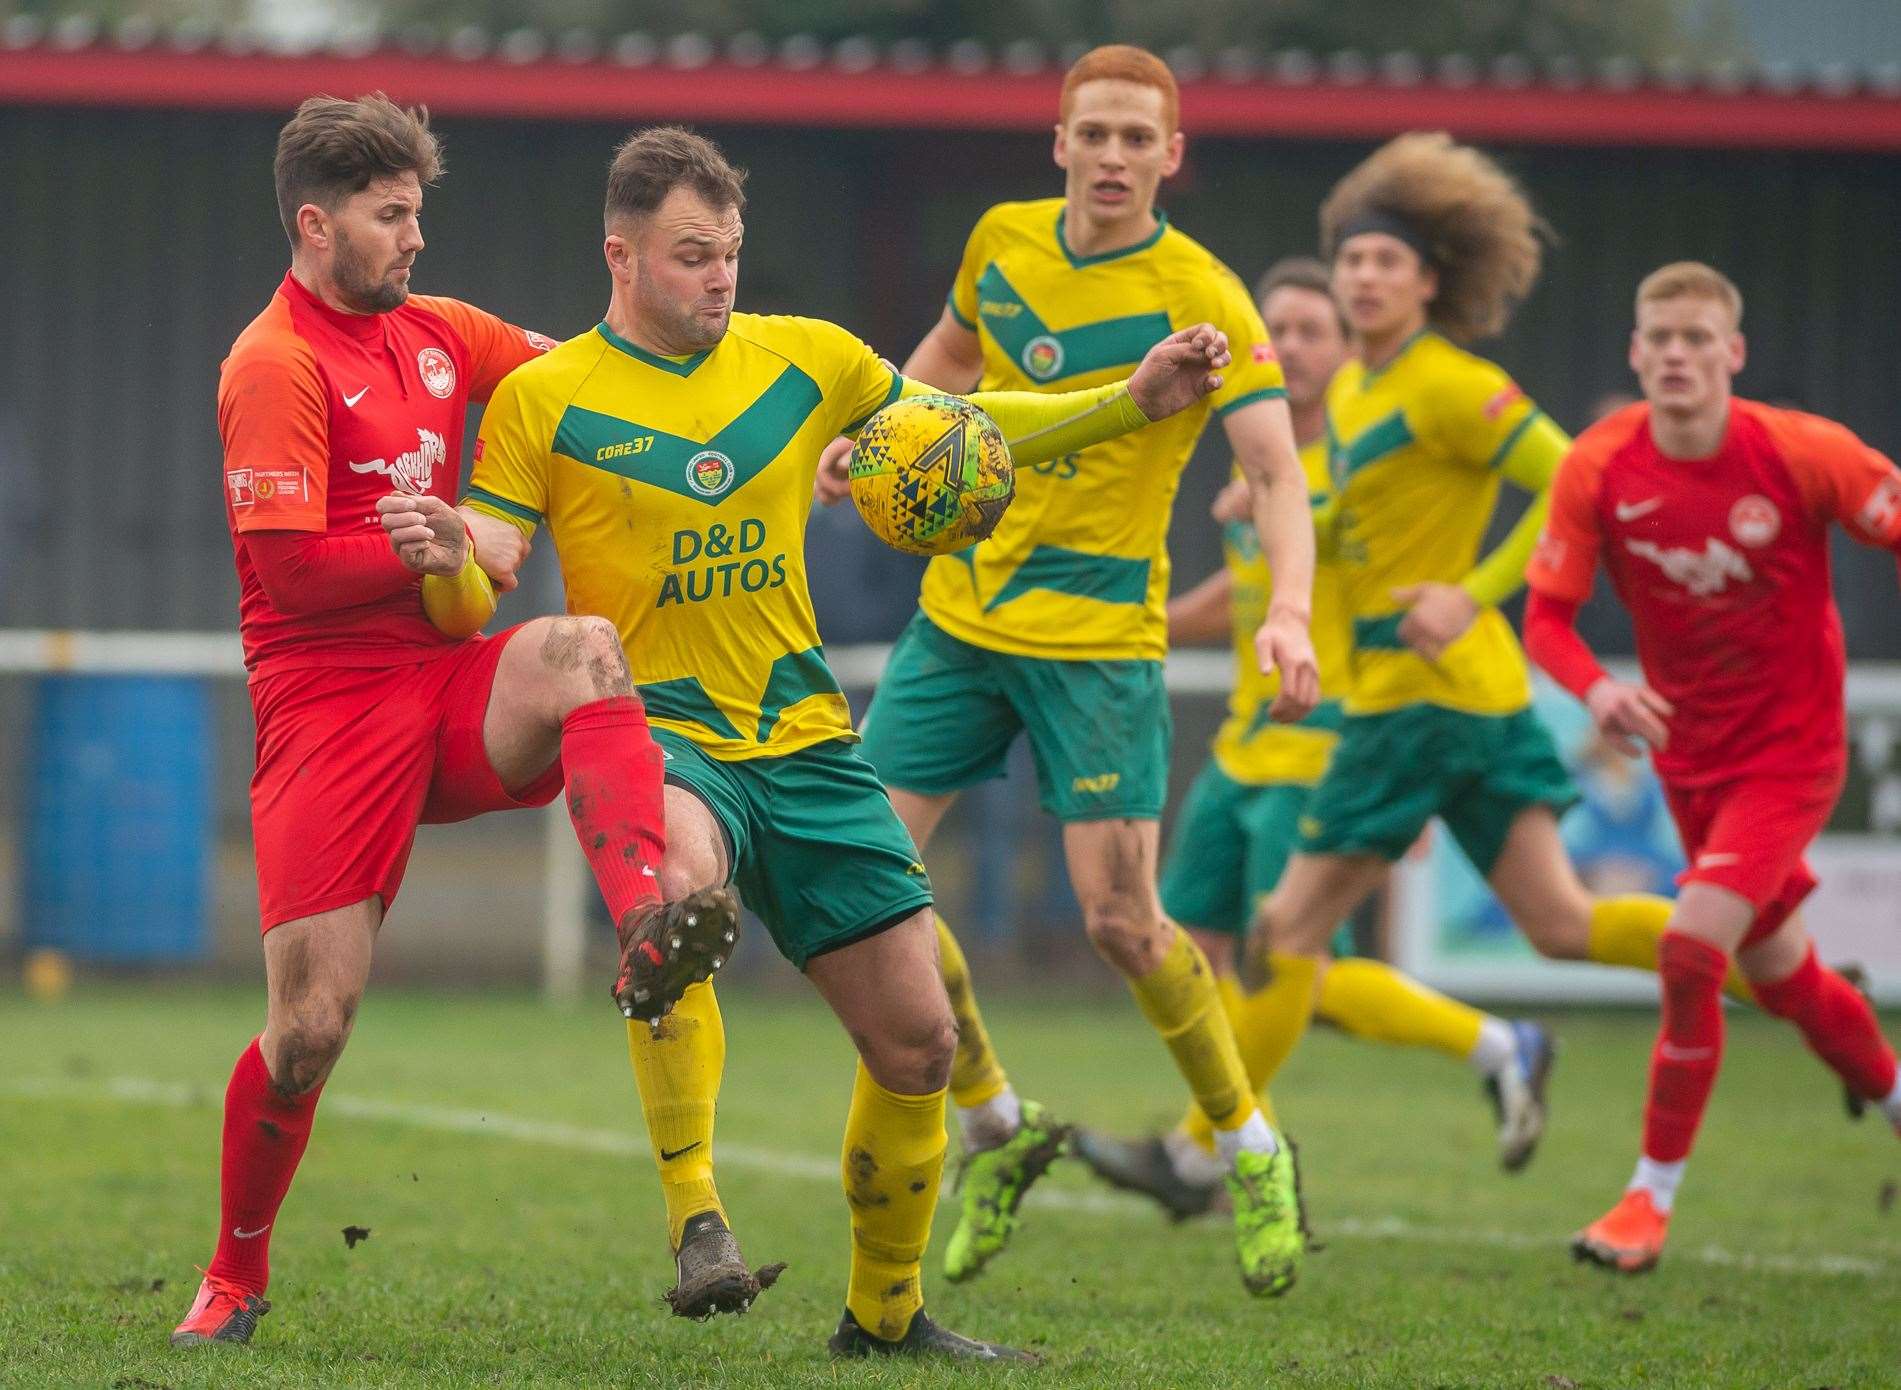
[1,630,1897,1004]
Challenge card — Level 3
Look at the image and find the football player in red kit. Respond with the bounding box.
[173,94,736,1347]
[1524,261,1901,1272]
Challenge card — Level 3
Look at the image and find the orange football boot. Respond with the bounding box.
[1571,1188,1670,1273]
[171,1272,270,1347]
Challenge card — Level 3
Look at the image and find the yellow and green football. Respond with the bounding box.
[849,394,1014,556]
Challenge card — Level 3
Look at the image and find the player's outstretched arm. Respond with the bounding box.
[960,322,1232,466]
[377,493,498,639]
[1222,395,1318,720]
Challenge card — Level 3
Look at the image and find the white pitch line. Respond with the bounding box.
[6,1075,1887,1280]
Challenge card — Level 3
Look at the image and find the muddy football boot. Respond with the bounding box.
[1071,1129,1222,1221]
[827,1307,1037,1363]
[613,887,740,1026]
[943,1099,1070,1282]
[1230,1143,1310,1297]
[663,1211,785,1319]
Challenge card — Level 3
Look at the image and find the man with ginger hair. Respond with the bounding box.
[816,43,1321,1297]
[1524,261,1901,1271]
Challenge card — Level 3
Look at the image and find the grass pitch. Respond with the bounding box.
[3,980,1897,1388]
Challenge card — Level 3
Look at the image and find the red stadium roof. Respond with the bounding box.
[5,18,1901,151]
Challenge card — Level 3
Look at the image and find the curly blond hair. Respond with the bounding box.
[1319,132,1548,343]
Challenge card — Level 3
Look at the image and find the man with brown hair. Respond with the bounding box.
[173,94,735,1348]
[814,41,1320,1300]
[454,123,1239,1356]
[1527,261,1901,1271]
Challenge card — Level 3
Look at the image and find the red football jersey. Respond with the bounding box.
[219,272,551,674]
[1528,398,1901,787]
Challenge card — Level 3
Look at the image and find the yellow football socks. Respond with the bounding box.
[1128,925,1254,1132]
[1588,895,1755,1003]
[842,1061,946,1342]
[1316,957,1486,1059]
[935,916,1009,1108]
[625,979,726,1250]
[1180,974,1278,1152]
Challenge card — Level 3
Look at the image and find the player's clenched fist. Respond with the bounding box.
[457,506,529,591]
[377,492,469,576]
[1128,322,1232,420]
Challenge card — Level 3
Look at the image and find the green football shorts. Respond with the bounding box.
[859,612,1170,822]
[1298,704,1576,876]
[1159,761,1311,937]
[654,729,933,969]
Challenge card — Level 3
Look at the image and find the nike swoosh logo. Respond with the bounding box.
[232,1223,272,1239]
[1615,497,1663,522]
[1697,852,1741,867]
[1657,1043,1715,1062]
[659,1141,702,1162]
[343,386,370,408]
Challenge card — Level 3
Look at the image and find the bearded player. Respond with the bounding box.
[1076,257,1556,1216]
[173,96,736,1349]
[815,44,1320,1296]
[447,126,1240,1357]
[1524,262,1901,1272]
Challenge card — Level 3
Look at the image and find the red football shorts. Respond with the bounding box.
[248,624,564,932]
[1661,770,1843,947]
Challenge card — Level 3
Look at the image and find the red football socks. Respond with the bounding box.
[1754,944,1899,1101]
[1642,931,1729,1164]
[561,696,667,924]
[205,1038,322,1295]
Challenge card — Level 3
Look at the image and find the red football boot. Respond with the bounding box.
[171,1272,271,1347]
[1571,1189,1671,1273]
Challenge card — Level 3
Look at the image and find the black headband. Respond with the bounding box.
[1335,210,1433,265]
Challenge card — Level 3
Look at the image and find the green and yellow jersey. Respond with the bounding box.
[467,315,904,760]
[1211,439,1350,786]
[1325,331,1568,718]
[920,197,1286,662]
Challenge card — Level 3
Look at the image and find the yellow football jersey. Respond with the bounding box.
[1210,440,1350,786]
[1326,331,1556,718]
[919,198,1286,662]
[467,316,902,760]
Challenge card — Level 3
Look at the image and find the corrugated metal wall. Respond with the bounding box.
[2,105,1897,655]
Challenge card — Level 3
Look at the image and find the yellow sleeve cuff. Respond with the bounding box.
[421,547,498,639]
[963,383,1150,467]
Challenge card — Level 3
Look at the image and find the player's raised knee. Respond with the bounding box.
[264,1005,354,1094]
[535,614,633,707]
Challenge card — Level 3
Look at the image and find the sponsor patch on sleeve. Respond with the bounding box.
[1484,383,1526,420]
[1251,342,1278,365]
[228,466,311,512]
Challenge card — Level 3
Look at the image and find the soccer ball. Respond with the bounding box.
[848,394,1014,556]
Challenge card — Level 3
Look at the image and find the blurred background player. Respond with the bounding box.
[456,125,1242,1356]
[818,44,1320,1296]
[1524,262,1901,1272]
[173,95,735,1349]
[1225,133,1763,1145]
[1075,257,1556,1217]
